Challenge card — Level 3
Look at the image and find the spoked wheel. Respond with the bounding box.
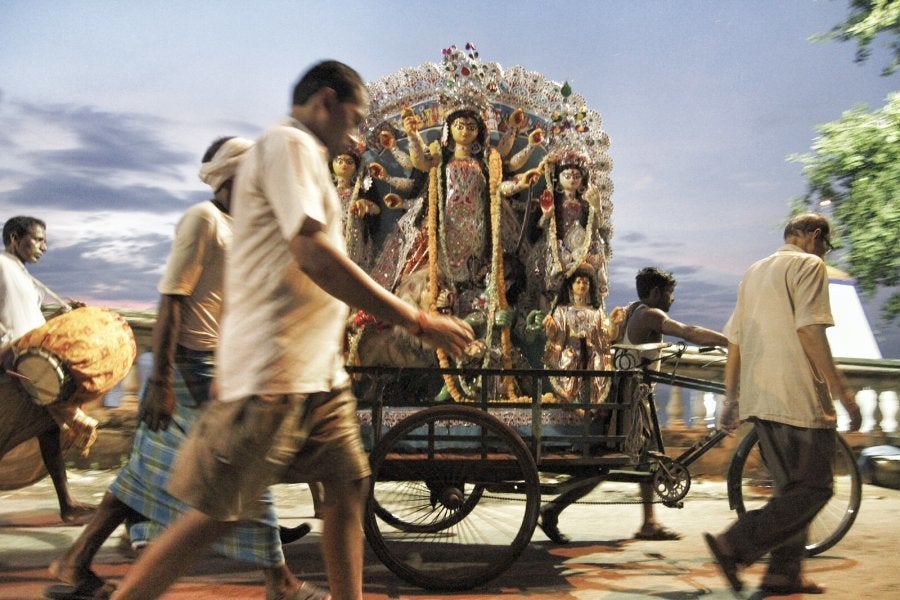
[372,482,484,533]
[364,404,540,591]
[727,427,861,556]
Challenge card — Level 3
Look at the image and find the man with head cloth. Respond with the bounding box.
[47,137,317,600]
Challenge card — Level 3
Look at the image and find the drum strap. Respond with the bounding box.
[30,275,71,311]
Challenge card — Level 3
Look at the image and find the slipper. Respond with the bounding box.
[279,522,312,545]
[269,581,331,600]
[634,526,682,541]
[703,532,743,592]
[43,581,114,600]
[538,511,570,544]
[759,580,825,595]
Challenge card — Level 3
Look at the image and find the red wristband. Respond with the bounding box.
[408,311,428,337]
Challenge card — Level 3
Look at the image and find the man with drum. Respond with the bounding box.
[0,215,96,523]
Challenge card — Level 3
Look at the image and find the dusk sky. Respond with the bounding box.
[1,1,897,357]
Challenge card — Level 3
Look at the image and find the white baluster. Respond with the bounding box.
[702,393,718,428]
[835,399,850,432]
[857,388,879,433]
[668,386,685,428]
[879,391,898,433]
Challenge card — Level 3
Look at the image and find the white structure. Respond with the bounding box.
[826,266,882,359]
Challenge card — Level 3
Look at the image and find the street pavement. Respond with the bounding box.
[2,469,899,599]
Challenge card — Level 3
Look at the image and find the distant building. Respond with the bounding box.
[827,266,882,359]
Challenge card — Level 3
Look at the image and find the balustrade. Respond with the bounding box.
[112,313,899,436]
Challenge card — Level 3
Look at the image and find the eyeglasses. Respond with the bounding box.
[816,229,834,254]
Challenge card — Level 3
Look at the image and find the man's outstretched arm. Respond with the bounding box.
[290,223,474,356]
[661,316,728,347]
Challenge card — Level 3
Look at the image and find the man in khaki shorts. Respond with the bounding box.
[108,61,474,600]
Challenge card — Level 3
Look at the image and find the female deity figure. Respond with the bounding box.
[330,150,380,272]
[542,267,612,403]
[527,152,606,311]
[398,107,541,401]
[404,108,493,287]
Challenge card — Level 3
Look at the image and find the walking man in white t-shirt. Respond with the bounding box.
[108,61,474,600]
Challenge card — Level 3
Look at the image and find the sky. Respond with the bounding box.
[1,0,897,357]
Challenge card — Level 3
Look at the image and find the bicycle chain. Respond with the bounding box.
[478,493,661,506]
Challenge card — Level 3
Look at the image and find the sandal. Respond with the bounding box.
[43,582,115,600]
[270,581,331,600]
[704,532,743,593]
[279,522,312,545]
[759,579,825,595]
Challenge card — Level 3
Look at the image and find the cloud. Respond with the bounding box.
[0,95,207,307]
[1,173,197,212]
[30,232,170,307]
[13,100,191,176]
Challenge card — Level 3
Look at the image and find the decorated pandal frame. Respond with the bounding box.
[345,44,617,407]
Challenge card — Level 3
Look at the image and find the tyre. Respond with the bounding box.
[727,427,861,556]
[364,405,540,590]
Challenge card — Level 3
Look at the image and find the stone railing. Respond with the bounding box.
[659,347,900,441]
[111,312,899,439]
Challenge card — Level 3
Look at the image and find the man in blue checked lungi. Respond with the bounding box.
[47,136,313,600]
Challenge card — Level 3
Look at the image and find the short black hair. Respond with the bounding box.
[635,267,676,299]
[3,216,46,246]
[292,60,364,106]
[202,136,235,163]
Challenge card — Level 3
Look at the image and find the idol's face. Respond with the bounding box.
[451,117,480,147]
[571,275,590,297]
[332,154,357,178]
[559,168,583,192]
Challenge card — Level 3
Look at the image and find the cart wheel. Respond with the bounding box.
[364,404,540,591]
[372,483,484,533]
[726,428,861,556]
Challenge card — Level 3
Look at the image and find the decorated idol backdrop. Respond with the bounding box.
[345,44,615,403]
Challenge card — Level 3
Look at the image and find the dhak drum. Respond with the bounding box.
[11,306,137,406]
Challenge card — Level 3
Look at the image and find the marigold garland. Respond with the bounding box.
[429,164,466,402]
[488,148,516,399]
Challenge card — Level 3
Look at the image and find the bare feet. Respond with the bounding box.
[60,501,97,524]
[634,524,682,540]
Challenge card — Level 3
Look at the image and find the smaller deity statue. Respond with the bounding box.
[526,151,607,311]
[331,150,380,272]
[542,267,612,403]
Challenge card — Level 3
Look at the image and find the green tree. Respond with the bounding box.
[790,92,900,321]
[814,0,900,75]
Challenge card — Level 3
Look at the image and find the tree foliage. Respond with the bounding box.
[814,0,900,75]
[790,92,900,321]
